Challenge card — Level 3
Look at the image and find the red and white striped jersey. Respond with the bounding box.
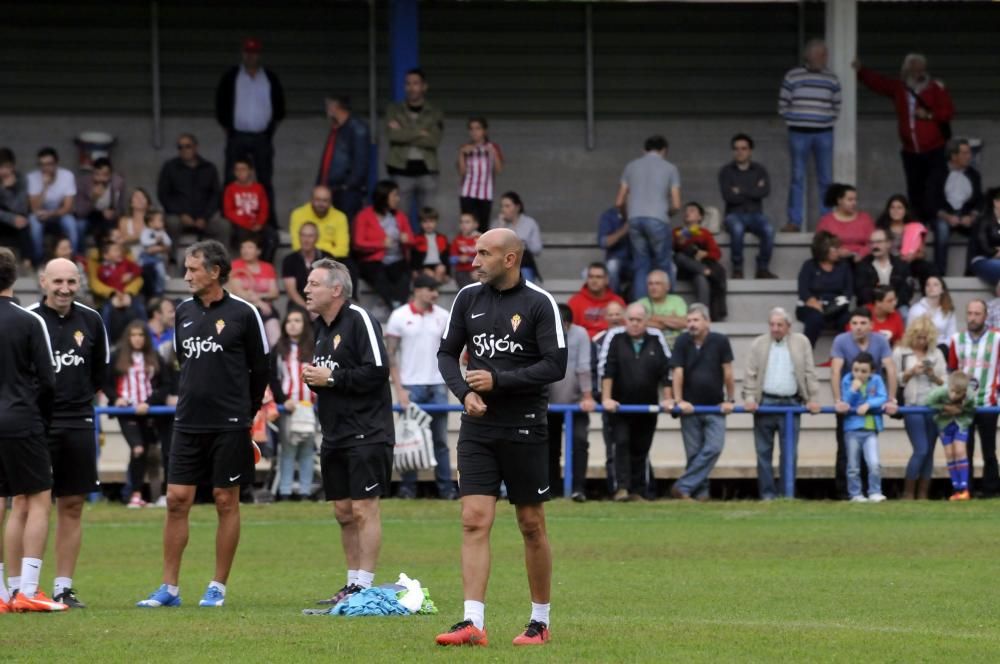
[117,352,154,405]
[460,142,502,201]
[278,343,316,404]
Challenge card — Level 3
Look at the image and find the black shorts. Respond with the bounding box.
[320,443,392,501]
[0,430,53,497]
[48,427,100,497]
[169,429,254,488]
[457,429,550,505]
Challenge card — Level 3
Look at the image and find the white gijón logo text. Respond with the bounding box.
[472,333,523,358]
[313,355,341,371]
[54,349,86,373]
[181,336,223,359]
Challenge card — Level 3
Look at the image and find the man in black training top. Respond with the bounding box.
[137,240,269,609]
[300,258,393,606]
[0,247,64,612]
[21,258,108,609]
[436,228,567,648]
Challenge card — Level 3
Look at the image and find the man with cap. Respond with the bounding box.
[385,274,456,499]
[215,37,286,230]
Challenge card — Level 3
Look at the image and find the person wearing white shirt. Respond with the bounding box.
[27,147,79,264]
[906,275,957,355]
[385,274,456,499]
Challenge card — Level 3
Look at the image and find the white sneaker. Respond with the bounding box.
[867,493,887,503]
[849,495,868,503]
[154,496,168,508]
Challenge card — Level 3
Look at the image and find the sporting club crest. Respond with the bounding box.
[73,330,84,347]
[215,319,226,335]
[511,313,522,332]
[333,334,342,350]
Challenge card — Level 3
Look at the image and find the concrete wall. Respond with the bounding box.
[3,114,997,236]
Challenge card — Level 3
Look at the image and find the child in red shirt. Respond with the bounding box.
[223,157,270,235]
[673,202,728,321]
[449,212,481,288]
[97,241,142,293]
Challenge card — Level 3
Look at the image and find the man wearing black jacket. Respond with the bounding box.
[854,228,913,306]
[157,134,229,245]
[435,228,567,648]
[317,95,370,224]
[0,247,64,612]
[300,258,392,605]
[928,138,982,275]
[137,240,269,610]
[23,258,109,609]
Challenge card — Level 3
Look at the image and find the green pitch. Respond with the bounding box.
[6,499,1000,662]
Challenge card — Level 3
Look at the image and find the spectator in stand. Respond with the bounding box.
[146,297,176,356]
[27,147,78,263]
[616,135,681,299]
[385,275,456,500]
[862,285,905,347]
[926,372,977,501]
[927,138,983,276]
[0,147,32,267]
[216,37,284,225]
[743,307,822,500]
[289,185,354,296]
[491,191,542,282]
[830,308,898,500]
[893,315,946,499]
[317,94,370,224]
[75,156,125,242]
[838,352,889,503]
[666,303,735,502]
[673,202,728,322]
[449,212,480,288]
[223,156,274,258]
[601,303,672,502]
[157,133,228,245]
[796,231,853,347]
[548,304,595,502]
[854,54,955,223]
[411,207,450,284]
[719,133,777,278]
[592,301,626,494]
[352,179,413,309]
[816,184,875,262]
[385,68,443,224]
[139,209,171,298]
[855,228,912,311]
[229,235,281,345]
[907,275,956,356]
[568,262,626,339]
[269,309,318,502]
[119,188,150,261]
[597,206,631,296]
[947,299,1000,497]
[778,39,840,232]
[282,222,331,313]
[107,321,169,508]
[635,269,687,348]
[987,282,1000,331]
[458,117,503,232]
[51,236,91,306]
[875,194,936,286]
[96,238,143,304]
[968,188,1000,286]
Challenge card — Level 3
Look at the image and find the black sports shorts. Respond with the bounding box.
[320,443,392,501]
[169,429,254,488]
[0,429,53,497]
[48,426,100,497]
[457,428,550,504]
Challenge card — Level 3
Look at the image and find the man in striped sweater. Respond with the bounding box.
[778,39,841,233]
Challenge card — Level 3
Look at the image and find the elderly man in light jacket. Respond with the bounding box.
[743,307,822,499]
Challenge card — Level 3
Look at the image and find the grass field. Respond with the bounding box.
[4,499,1000,662]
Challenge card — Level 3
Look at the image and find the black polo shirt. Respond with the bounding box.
[670,331,733,406]
[281,249,331,301]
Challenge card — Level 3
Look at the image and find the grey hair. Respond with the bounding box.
[186,240,230,285]
[901,53,927,73]
[688,302,710,321]
[802,38,826,59]
[311,258,353,298]
[769,306,791,325]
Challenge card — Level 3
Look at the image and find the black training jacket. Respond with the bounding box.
[173,291,269,433]
[0,296,55,433]
[438,279,568,435]
[26,300,109,429]
[312,303,393,448]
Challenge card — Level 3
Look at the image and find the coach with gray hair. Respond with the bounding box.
[743,307,821,500]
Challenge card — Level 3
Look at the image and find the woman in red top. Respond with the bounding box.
[230,234,281,345]
[352,179,413,308]
[816,183,875,262]
[672,202,728,321]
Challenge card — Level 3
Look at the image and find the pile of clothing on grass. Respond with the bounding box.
[303,573,438,617]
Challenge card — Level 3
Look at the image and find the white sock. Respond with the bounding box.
[208,580,226,595]
[166,584,179,597]
[54,576,73,597]
[530,602,551,626]
[356,570,374,589]
[347,569,359,586]
[8,575,20,593]
[20,558,42,598]
[464,600,485,630]
[0,564,8,603]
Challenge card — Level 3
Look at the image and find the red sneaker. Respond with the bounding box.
[949,490,971,501]
[436,620,488,646]
[251,440,262,464]
[0,598,10,614]
[11,590,68,612]
[512,620,550,645]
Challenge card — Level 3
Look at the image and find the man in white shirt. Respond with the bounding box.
[27,147,79,265]
[385,274,456,499]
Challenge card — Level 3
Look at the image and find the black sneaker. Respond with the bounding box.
[53,588,87,609]
[316,583,362,606]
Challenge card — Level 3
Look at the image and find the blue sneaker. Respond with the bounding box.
[199,586,225,607]
[136,584,181,608]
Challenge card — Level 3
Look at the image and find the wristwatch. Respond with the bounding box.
[326,375,336,388]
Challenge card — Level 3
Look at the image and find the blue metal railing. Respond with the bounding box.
[94,404,1000,499]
